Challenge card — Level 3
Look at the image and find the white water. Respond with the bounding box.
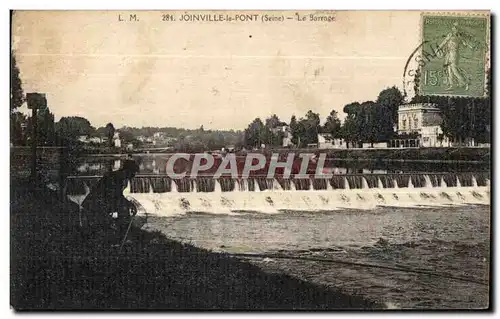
[344,177,350,190]
[124,186,490,217]
[362,177,369,189]
[378,178,384,189]
[408,177,414,189]
[326,180,333,191]
[472,176,478,187]
[73,175,490,218]
[273,180,283,191]
[424,175,433,188]
[214,181,222,193]
[441,177,448,188]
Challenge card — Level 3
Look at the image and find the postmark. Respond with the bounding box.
[418,13,490,97]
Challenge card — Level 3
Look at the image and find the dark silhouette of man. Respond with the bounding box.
[82,159,139,234]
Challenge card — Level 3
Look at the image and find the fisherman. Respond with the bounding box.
[81,159,140,238]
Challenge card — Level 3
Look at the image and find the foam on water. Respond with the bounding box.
[66,174,490,217]
[125,186,490,217]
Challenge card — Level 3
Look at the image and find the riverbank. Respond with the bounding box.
[82,147,490,163]
[319,147,490,163]
[10,182,381,310]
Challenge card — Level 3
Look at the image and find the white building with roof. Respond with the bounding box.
[396,103,450,147]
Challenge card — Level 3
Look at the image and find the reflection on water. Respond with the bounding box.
[145,205,490,309]
[72,155,489,176]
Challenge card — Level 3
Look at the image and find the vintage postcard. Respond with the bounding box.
[10,10,491,310]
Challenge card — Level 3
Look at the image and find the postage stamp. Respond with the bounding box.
[419,13,490,97]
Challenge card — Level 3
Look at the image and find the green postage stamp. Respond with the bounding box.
[420,13,490,97]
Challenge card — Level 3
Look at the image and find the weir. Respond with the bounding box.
[64,172,491,216]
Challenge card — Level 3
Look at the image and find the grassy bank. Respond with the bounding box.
[83,147,490,163]
[319,147,490,163]
[10,183,381,310]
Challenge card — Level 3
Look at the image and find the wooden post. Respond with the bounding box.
[26,93,47,186]
[31,107,38,183]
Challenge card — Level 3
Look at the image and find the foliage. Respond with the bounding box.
[243,114,286,148]
[376,86,404,123]
[56,116,94,139]
[105,123,115,147]
[244,118,265,148]
[118,129,139,147]
[289,115,299,146]
[35,107,56,146]
[409,68,491,144]
[296,110,321,147]
[10,51,25,145]
[10,51,24,112]
[322,110,342,138]
[10,112,27,145]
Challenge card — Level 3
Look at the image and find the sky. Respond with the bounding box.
[12,10,423,130]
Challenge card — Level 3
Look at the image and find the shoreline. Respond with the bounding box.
[81,147,490,164]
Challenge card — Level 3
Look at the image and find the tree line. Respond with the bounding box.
[11,48,491,151]
[243,86,404,148]
[10,50,244,151]
[409,69,491,144]
[242,79,491,148]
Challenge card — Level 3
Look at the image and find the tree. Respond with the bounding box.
[10,112,27,145]
[323,110,342,138]
[262,114,284,147]
[105,123,115,147]
[10,51,25,145]
[411,93,490,145]
[119,129,139,147]
[289,115,299,146]
[56,116,94,140]
[244,118,265,148]
[341,102,362,148]
[37,107,55,145]
[376,86,404,123]
[265,114,281,129]
[343,102,361,115]
[356,102,372,144]
[10,51,23,112]
[292,110,320,147]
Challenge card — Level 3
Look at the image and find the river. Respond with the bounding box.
[66,155,491,309]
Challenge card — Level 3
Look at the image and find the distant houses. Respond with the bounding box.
[77,135,108,145]
[113,132,121,148]
[317,133,348,149]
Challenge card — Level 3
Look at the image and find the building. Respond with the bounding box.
[77,135,89,143]
[153,132,165,139]
[113,132,121,148]
[281,126,294,147]
[361,142,388,149]
[396,103,450,147]
[88,136,105,144]
[317,133,347,149]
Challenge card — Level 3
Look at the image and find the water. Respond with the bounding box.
[70,155,489,176]
[64,155,491,308]
[145,205,490,309]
